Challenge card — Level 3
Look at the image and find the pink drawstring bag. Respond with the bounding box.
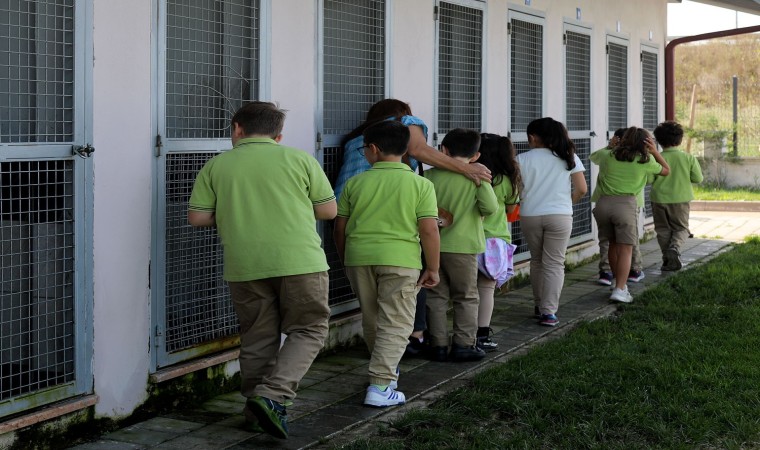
[477,238,517,288]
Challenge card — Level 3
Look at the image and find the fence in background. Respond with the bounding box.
[675,78,760,158]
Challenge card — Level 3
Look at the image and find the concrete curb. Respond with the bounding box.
[691,200,760,212]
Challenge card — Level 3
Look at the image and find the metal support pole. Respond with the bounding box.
[732,75,738,156]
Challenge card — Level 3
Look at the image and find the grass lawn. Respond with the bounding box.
[338,238,760,449]
[693,184,760,201]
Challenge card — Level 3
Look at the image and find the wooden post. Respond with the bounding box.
[686,84,697,153]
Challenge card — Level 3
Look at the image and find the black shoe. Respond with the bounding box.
[404,336,426,357]
[449,343,486,362]
[663,247,682,271]
[429,346,448,362]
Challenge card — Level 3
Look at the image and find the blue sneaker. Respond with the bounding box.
[627,270,645,283]
[597,271,613,286]
[539,314,559,327]
[247,396,288,439]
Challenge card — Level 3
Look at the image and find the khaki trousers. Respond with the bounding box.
[345,266,419,386]
[521,215,573,316]
[426,253,479,347]
[652,202,691,254]
[228,271,330,404]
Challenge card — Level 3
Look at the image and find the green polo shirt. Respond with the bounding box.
[482,178,519,243]
[591,147,646,207]
[189,137,335,281]
[591,148,663,198]
[337,161,438,269]
[424,168,499,254]
[650,147,704,204]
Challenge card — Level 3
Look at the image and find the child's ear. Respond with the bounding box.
[273,134,283,143]
[469,152,481,163]
[440,145,450,156]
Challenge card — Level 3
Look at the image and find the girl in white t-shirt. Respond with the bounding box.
[517,118,587,327]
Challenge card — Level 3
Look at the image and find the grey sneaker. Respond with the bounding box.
[662,248,682,271]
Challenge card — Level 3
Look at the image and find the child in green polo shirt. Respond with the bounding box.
[592,127,670,304]
[188,101,337,439]
[651,121,703,271]
[424,129,499,362]
[333,120,440,408]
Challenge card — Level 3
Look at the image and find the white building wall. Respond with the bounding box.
[91,0,153,416]
[81,0,668,420]
[271,0,317,152]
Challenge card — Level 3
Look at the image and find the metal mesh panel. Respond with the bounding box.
[323,0,385,136]
[571,139,592,238]
[1,160,75,401]
[165,0,259,139]
[510,18,543,132]
[608,42,628,131]
[321,146,355,307]
[438,2,482,133]
[510,142,531,255]
[642,50,658,217]
[0,1,75,143]
[164,153,237,353]
[642,50,658,131]
[643,185,653,217]
[565,31,591,132]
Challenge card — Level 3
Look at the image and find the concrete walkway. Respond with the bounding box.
[70,212,760,450]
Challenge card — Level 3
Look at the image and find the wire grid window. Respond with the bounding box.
[642,50,658,130]
[323,0,385,136]
[565,31,591,132]
[437,2,482,133]
[571,139,592,238]
[0,1,75,143]
[164,153,237,353]
[509,142,531,256]
[642,49,658,217]
[165,0,259,139]
[1,160,75,401]
[510,18,543,133]
[322,0,385,308]
[607,42,628,132]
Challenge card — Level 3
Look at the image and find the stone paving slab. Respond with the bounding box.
[68,210,760,450]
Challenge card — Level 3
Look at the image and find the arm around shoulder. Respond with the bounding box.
[406,125,491,184]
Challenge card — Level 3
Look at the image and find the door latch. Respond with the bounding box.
[72,144,95,158]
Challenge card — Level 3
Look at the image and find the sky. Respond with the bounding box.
[668,0,760,37]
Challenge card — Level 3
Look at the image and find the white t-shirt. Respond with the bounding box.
[517,148,585,216]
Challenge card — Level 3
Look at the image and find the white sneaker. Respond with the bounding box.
[610,287,633,303]
[364,385,406,407]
